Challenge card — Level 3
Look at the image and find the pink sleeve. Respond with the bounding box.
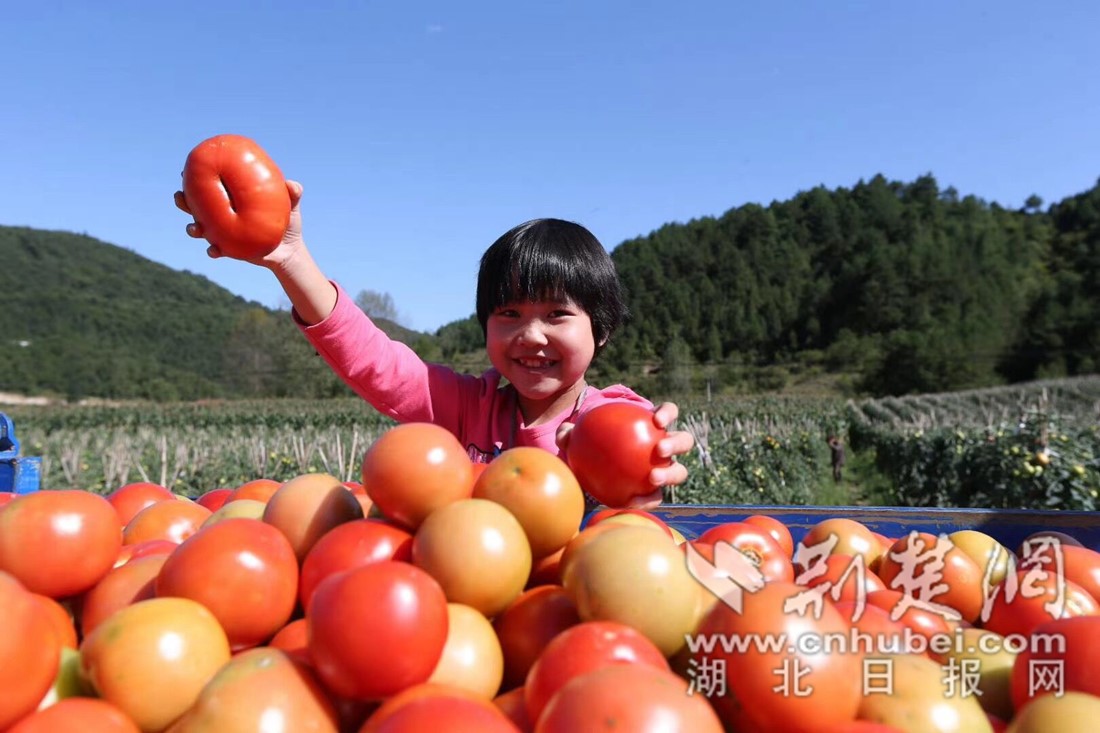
[293,282,477,433]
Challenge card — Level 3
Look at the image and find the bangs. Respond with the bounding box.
[490,246,577,310]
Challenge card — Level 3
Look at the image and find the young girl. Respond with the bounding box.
[174,181,695,507]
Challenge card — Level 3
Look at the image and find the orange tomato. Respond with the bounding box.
[361,423,474,530]
[0,572,60,730]
[31,592,78,649]
[428,603,505,699]
[268,618,311,667]
[79,554,168,639]
[79,597,232,732]
[181,134,292,260]
[227,478,282,504]
[801,517,883,569]
[743,513,796,559]
[261,472,364,562]
[472,446,585,559]
[360,683,518,732]
[0,490,123,599]
[6,698,140,733]
[122,499,211,545]
[164,647,339,732]
[155,518,299,651]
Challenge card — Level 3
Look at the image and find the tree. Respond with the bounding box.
[355,290,400,324]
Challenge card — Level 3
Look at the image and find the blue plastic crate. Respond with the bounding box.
[587,504,1100,553]
[0,413,41,494]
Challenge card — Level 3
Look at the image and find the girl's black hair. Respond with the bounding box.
[476,218,628,356]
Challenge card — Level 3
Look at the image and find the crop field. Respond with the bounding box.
[5,376,1098,510]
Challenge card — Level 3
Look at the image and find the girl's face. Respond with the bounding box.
[486,298,598,424]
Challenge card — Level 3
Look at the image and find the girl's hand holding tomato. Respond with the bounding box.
[558,400,694,510]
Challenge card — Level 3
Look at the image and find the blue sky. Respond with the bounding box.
[4,1,1099,333]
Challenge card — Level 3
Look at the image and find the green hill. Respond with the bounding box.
[3,172,1098,402]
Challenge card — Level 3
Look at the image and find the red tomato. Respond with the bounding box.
[523,620,670,724]
[876,531,985,623]
[820,723,907,733]
[228,478,282,504]
[492,687,532,732]
[269,617,311,667]
[0,490,122,599]
[492,585,581,690]
[537,664,723,731]
[113,538,176,567]
[181,134,291,259]
[743,514,795,558]
[586,508,675,539]
[692,580,864,733]
[1031,544,1100,606]
[982,569,1098,638]
[832,600,909,654]
[155,517,299,651]
[0,572,60,730]
[194,487,233,512]
[5,698,140,733]
[696,521,795,582]
[105,482,176,526]
[308,561,449,701]
[1010,615,1100,709]
[361,423,474,530]
[564,402,671,508]
[298,518,414,613]
[526,545,566,588]
[31,592,78,649]
[801,517,883,569]
[80,554,168,638]
[865,588,954,650]
[361,687,519,732]
[0,491,17,509]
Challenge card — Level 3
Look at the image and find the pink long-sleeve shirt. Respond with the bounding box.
[295,282,653,465]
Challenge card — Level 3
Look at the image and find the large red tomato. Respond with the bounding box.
[298,518,413,613]
[982,569,1098,638]
[155,517,299,651]
[535,663,724,732]
[122,499,211,545]
[0,572,60,730]
[361,423,474,530]
[493,585,581,690]
[691,580,864,733]
[180,134,291,259]
[565,402,671,508]
[696,521,795,582]
[0,490,122,599]
[743,513,795,559]
[876,531,985,623]
[308,561,449,701]
[1009,615,1100,709]
[105,482,176,526]
[523,620,670,724]
[80,554,169,638]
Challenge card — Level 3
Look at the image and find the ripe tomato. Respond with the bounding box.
[982,569,1098,638]
[535,663,724,732]
[1032,543,1100,606]
[865,589,954,650]
[361,423,475,530]
[1010,615,1100,709]
[299,518,413,613]
[587,508,676,538]
[261,472,364,562]
[412,498,532,618]
[32,592,78,649]
[564,402,671,508]
[428,603,505,700]
[833,600,909,654]
[228,478,283,503]
[796,552,888,606]
[493,585,581,690]
[527,545,566,588]
[691,580,864,733]
[523,620,670,724]
[361,686,519,732]
[164,647,339,732]
[308,561,449,701]
[181,134,291,259]
[697,521,795,582]
[471,446,585,559]
[6,698,140,733]
[79,554,168,638]
[113,538,176,567]
[155,517,299,651]
[80,596,232,733]
[268,618,311,667]
[194,487,233,512]
[105,482,176,526]
[743,513,795,558]
[801,517,883,569]
[122,499,211,545]
[876,531,985,623]
[1006,690,1100,732]
[492,687,531,731]
[0,490,122,599]
[0,572,60,730]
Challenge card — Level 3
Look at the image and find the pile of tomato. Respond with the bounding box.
[0,416,1098,732]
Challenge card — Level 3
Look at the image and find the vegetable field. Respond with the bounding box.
[5,376,1098,510]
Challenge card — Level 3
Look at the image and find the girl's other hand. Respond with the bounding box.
[649,401,693,491]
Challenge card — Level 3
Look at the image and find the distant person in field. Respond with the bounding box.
[827,434,846,483]
[174,180,694,508]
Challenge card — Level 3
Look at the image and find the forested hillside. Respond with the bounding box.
[3,172,1098,402]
